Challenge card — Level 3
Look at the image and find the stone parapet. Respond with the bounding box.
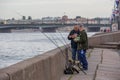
[0,48,67,80]
[89,31,120,47]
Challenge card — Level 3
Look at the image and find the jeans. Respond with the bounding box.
[72,48,77,61]
[78,49,88,69]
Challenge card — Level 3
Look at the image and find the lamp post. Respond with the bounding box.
[118,1,120,30]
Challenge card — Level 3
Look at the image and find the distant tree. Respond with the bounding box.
[12,18,15,20]
[76,16,81,19]
[28,16,32,20]
[22,16,26,20]
[76,16,81,21]
[0,22,4,24]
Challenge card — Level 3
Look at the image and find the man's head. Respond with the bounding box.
[79,24,84,31]
[73,25,79,31]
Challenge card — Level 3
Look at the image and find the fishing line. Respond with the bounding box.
[57,31,72,52]
[50,33,69,66]
[42,32,66,58]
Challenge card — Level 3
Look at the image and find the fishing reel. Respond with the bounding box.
[64,60,79,74]
[64,60,87,75]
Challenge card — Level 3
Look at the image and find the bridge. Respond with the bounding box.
[0,23,111,32]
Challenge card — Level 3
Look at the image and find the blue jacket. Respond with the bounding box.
[68,30,79,49]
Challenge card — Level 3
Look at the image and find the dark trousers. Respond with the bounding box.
[77,49,88,69]
[72,48,77,61]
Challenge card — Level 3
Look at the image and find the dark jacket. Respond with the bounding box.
[77,30,88,50]
[68,30,79,49]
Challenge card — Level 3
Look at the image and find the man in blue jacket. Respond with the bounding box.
[68,25,79,63]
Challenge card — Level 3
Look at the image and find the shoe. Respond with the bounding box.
[83,68,88,70]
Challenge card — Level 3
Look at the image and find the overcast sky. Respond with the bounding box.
[0,0,114,19]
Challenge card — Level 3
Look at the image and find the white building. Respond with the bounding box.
[5,19,43,24]
[42,17,62,24]
[100,18,110,24]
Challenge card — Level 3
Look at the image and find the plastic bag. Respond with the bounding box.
[74,36,80,42]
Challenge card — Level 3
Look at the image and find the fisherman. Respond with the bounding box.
[77,24,88,70]
[68,25,79,63]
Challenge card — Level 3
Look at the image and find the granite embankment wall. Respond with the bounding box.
[0,31,120,80]
[89,31,120,47]
[0,48,67,80]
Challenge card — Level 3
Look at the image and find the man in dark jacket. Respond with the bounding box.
[68,25,79,63]
[77,25,88,70]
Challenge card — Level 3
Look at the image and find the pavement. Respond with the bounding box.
[60,48,120,80]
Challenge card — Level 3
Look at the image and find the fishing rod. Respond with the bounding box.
[51,34,59,45]
[48,33,80,74]
[50,33,69,66]
[51,33,72,65]
[42,32,86,75]
[42,32,66,58]
[51,33,68,50]
[58,31,68,46]
[57,31,72,52]
[42,32,71,71]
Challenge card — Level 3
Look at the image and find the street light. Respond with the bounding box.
[118,1,120,30]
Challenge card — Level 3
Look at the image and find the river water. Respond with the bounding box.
[0,32,95,69]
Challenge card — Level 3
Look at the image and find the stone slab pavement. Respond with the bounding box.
[60,48,120,80]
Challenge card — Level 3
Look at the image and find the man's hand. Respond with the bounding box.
[69,34,77,39]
